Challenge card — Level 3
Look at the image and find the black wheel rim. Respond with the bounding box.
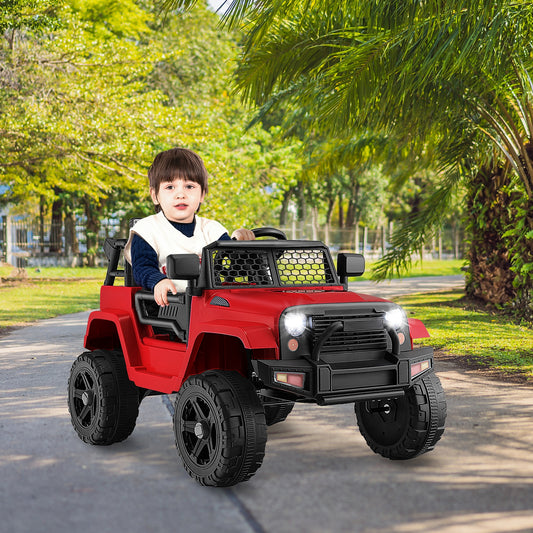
[179,395,220,467]
[359,397,409,446]
[71,367,99,429]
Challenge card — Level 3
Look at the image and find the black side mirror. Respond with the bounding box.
[166,254,201,281]
[337,253,365,288]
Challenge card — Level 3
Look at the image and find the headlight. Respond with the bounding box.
[284,312,307,337]
[384,308,407,330]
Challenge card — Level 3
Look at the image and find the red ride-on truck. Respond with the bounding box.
[68,227,446,487]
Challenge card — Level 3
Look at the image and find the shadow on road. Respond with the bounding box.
[1,313,532,533]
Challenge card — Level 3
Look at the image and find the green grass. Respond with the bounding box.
[354,258,465,281]
[397,290,533,380]
[0,279,102,332]
[0,265,107,279]
[0,267,105,334]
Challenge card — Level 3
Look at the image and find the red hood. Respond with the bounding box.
[195,286,390,323]
[223,286,388,306]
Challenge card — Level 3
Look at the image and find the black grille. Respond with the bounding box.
[211,249,273,286]
[311,314,388,353]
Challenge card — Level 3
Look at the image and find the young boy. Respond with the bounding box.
[124,148,254,306]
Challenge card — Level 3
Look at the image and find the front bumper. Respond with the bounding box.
[252,346,434,405]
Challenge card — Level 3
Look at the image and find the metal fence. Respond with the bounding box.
[280,223,464,261]
[0,215,122,267]
[0,215,464,268]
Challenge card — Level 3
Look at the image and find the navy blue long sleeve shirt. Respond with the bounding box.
[130,218,230,290]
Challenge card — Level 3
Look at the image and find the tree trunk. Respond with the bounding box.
[338,192,344,228]
[465,166,517,306]
[279,186,295,227]
[49,190,63,253]
[84,199,101,267]
[296,182,306,222]
[326,196,335,225]
[64,210,79,258]
[311,206,318,240]
[39,196,45,254]
[506,197,533,320]
[345,169,359,229]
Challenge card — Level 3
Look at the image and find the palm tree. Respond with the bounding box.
[162,0,533,315]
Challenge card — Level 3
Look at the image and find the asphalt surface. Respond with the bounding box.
[1,275,533,533]
[348,274,465,298]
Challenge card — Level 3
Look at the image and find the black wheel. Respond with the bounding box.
[173,370,267,487]
[260,394,295,426]
[67,350,139,445]
[355,371,446,460]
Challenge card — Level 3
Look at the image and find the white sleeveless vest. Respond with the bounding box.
[124,211,227,291]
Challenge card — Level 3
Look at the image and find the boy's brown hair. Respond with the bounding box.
[148,148,209,202]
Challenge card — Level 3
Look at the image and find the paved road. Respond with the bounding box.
[349,274,464,298]
[2,276,533,533]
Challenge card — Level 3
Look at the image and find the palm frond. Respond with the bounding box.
[371,167,462,280]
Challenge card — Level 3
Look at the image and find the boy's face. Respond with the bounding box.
[151,177,205,224]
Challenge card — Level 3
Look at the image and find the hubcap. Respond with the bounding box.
[81,390,93,406]
[71,369,98,428]
[194,421,208,439]
[180,397,218,466]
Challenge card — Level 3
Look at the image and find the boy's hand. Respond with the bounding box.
[154,278,177,306]
[231,228,256,241]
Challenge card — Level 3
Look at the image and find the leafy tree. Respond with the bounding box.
[1,0,174,262]
[1,0,304,265]
[0,0,61,35]
[165,0,533,317]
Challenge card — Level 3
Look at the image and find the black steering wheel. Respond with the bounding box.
[252,227,287,240]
